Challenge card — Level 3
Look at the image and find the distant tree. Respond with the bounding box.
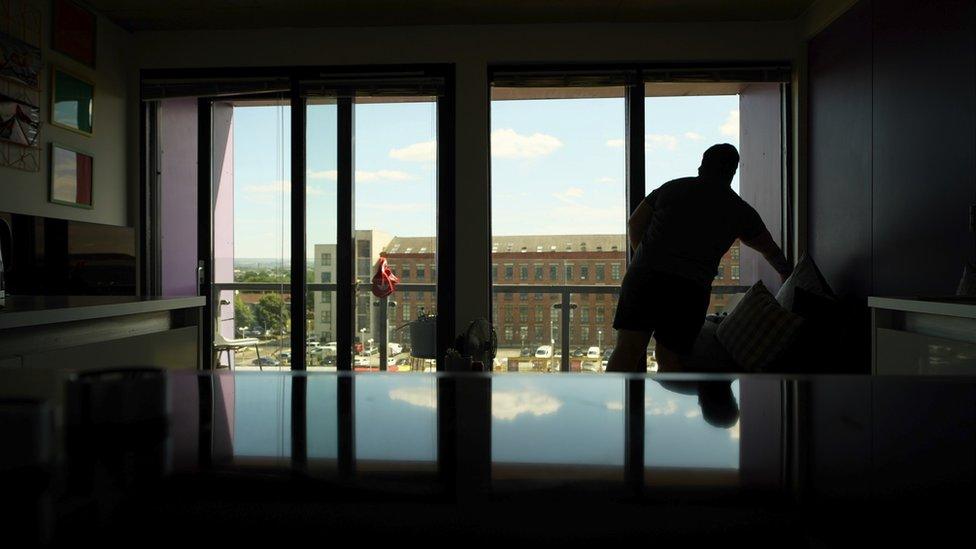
[255,293,288,334]
[234,294,255,333]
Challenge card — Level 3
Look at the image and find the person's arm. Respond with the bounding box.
[627,197,654,252]
[741,228,793,282]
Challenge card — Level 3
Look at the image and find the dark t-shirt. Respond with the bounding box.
[631,176,765,288]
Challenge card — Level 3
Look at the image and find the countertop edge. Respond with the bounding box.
[0,296,206,330]
[868,296,976,319]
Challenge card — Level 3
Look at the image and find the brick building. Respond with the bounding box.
[379,234,742,353]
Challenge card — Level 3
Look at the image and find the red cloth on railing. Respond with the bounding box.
[371,257,399,298]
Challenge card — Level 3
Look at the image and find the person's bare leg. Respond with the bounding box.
[655,342,685,372]
[607,330,652,373]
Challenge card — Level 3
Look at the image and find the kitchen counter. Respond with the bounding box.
[0,295,205,330]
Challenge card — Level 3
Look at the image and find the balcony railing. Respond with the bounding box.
[212,281,748,372]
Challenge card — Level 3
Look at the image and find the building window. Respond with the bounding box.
[596,307,605,323]
[519,292,527,301]
[611,263,621,280]
[581,307,590,323]
[549,264,558,281]
[417,265,426,279]
[504,264,514,280]
[519,306,528,323]
[581,326,590,342]
[565,264,574,281]
[504,305,513,322]
[402,304,410,320]
[716,265,725,279]
[403,291,410,300]
[320,292,331,303]
[430,264,436,280]
[534,325,543,341]
[520,265,528,281]
[504,326,513,342]
[535,305,543,319]
[731,266,740,280]
[731,245,740,259]
[492,263,498,281]
[402,265,411,278]
[580,265,589,280]
[320,252,332,266]
[504,292,513,301]
[596,264,605,281]
[534,292,542,300]
[534,264,544,280]
[320,272,332,283]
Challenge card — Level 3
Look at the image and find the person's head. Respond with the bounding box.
[698,143,740,184]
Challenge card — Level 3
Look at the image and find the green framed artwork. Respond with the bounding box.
[49,143,94,209]
[51,66,94,135]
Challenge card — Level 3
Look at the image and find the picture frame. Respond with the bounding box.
[50,66,93,135]
[49,142,93,209]
[52,0,97,68]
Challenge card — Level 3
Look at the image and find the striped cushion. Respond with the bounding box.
[716,281,804,372]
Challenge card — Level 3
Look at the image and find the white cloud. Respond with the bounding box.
[243,179,325,197]
[389,387,437,409]
[360,202,429,213]
[492,390,562,420]
[646,397,679,416]
[607,135,679,151]
[552,187,585,202]
[389,140,436,162]
[596,176,617,184]
[684,408,701,419]
[646,134,678,151]
[684,131,704,140]
[729,421,740,440]
[720,109,740,137]
[492,128,563,159]
[605,400,624,411]
[305,169,414,182]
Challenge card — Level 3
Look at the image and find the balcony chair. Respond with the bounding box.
[213,315,262,371]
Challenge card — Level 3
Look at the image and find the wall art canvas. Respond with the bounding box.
[0,0,41,171]
[0,91,38,146]
[0,30,41,88]
[52,0,96,67]
[49,143,92,208]
[51,66,92,135]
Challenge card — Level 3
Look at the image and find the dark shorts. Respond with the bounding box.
[613,268,710,354]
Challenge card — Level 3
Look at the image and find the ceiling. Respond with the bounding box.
[86,0,818,32]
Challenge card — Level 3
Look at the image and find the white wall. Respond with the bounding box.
[133,20,800,333]
[1,0,133,227]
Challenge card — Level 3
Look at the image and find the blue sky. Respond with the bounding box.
[231,95,739,258]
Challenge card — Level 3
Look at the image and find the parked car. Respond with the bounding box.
[319,355,336,366]
[252,357,280,367]
[520,347,533,357]
[278,350,291,363]
[587,346,601,359]
[572,347,585,357]
[388,342,403,355]
[243,328,264,338]
[535,345,553,358]
[354,355,371,366]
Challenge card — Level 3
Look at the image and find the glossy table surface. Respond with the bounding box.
[3,370,974,545]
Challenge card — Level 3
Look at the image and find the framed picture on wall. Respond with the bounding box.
[49,143,93,209]
[52,0,97,68]
[51,66,93,135]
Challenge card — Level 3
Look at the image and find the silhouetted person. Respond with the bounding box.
[607,144,792,373]
[657,380,740,429]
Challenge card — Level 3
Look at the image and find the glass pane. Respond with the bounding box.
[230,374,292,464]
[355,374,437,471]
[492,376,625,481]
[306,101,339,367]
[567,291,619,372]
[644,379,741,485]
[307,374,338,468]
[214,99,291,370]
[353,97,438,370]
[490,88,626,373]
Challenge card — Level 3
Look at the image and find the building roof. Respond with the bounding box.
[382,234,627,255]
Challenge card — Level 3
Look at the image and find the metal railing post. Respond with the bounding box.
[378,295,388,371]
[560,290,571,372]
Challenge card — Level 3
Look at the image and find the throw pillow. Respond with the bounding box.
[717,281,805,372]
[776,253,835,312]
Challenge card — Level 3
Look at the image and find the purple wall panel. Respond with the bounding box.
[213,103,236,364]
[160,98,199,297]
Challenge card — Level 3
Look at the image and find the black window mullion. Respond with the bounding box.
[197,98,213,371]
[290,80,308,371]
[625,75,645,266]
[435,67,456,372]
[336,97,355,372]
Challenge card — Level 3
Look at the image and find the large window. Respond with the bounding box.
[490,84,625,373]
